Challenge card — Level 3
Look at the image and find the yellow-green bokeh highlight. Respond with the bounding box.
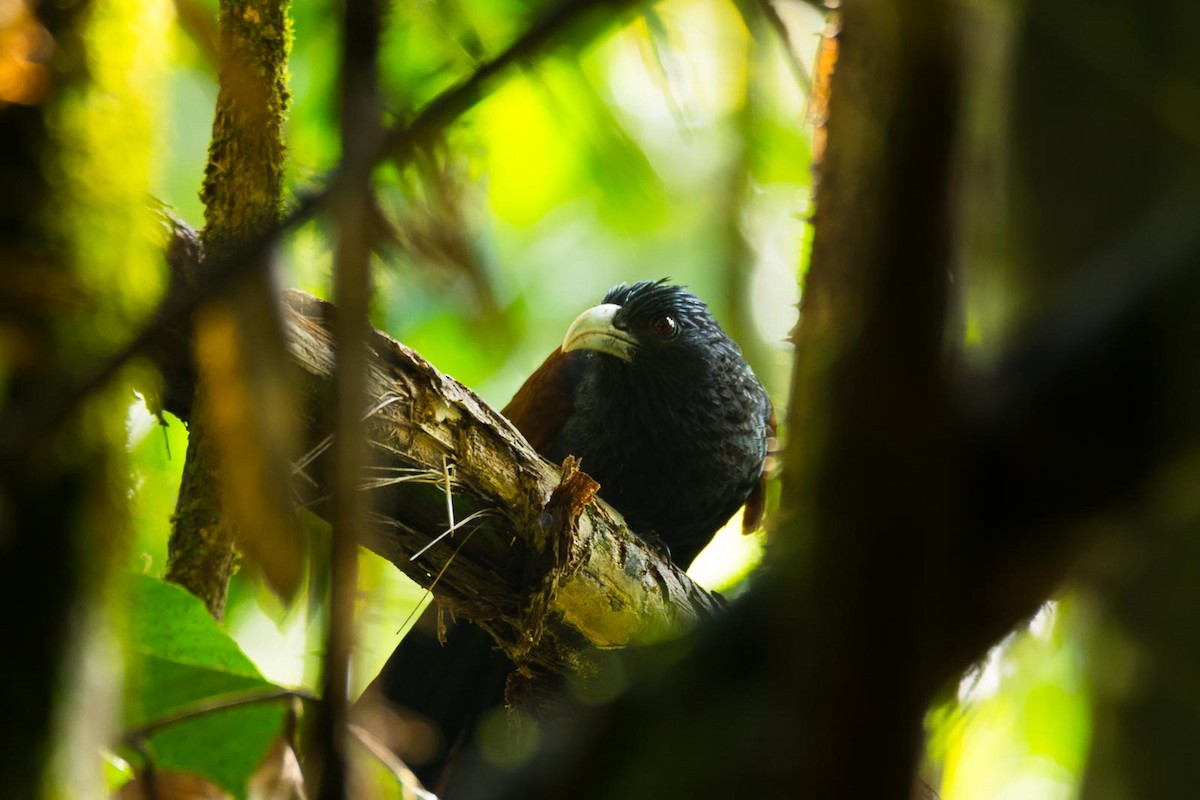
[931,600,1092,800]
[46,0,173,355]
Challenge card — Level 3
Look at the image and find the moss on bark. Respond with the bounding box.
[167,0,292,618]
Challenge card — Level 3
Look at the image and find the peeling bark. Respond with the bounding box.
[282,290,722,677]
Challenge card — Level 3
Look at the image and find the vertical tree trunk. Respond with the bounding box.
[166,0,294,619]
[772,0,960,794]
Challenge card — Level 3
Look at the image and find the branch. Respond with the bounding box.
[774,0,960,793]
[314,0,383,792]
[0,0,643,462]
[282,290,721,675]
[166,0,295,619]
[158,211,721,681]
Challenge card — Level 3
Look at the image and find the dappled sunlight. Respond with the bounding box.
[688,507,766,594]
[13,0,1191,794]
[931,600,1092,800]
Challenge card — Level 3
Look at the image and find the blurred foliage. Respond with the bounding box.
[0,0,172,792]
[102,0,1184,797]
[127,1,813,794]
[142,0,812,675]
[47,0,172,353]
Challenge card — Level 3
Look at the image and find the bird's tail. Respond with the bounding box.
[357,607,511,796]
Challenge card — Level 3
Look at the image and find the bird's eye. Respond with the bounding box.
[650,314,678,338]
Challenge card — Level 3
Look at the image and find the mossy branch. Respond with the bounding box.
[166,0,293,619]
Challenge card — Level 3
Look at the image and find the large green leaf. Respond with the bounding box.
[124,575,287,799]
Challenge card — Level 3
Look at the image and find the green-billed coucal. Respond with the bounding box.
[371,280,773,793]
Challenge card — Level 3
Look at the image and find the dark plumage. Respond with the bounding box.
[505,280,772,565]
[370,281,773,794]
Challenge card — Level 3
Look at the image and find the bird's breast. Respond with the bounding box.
[551,379,765,567]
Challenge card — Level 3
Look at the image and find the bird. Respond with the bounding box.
[504,279,772,564]
[366,280,773,794]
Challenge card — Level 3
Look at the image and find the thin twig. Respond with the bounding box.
[758,0,812,90]
[121,687,319,744]
[348,724,438,800]
[293,434,334,478]
[733,0,812,92]
[395,522,483,636]
[359,470,445,492]
[410,508,494,561]
[296,470,445,510]
[292,395,405,480]
[641,8,693,139]
[172,0,220,69]
[315,0,382,791]
[443,456,456,534]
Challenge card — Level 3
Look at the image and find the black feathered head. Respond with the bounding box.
[551,279,770,566]
[561,280,736,374]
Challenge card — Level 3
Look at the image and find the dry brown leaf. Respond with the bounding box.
[194,300,303,603]
[113,770,232,800]
[247,736,308,800]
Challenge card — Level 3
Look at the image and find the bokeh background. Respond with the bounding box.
[103,0,1114,796]
[134,0,811,690]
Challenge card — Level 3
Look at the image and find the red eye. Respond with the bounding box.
[651,315,678,338]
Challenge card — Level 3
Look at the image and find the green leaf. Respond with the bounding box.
[101,750,135,793]
[125,575,287,799]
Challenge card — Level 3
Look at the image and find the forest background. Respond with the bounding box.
[2,0,1198,797]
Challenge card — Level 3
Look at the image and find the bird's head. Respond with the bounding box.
[561,280,730,373]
